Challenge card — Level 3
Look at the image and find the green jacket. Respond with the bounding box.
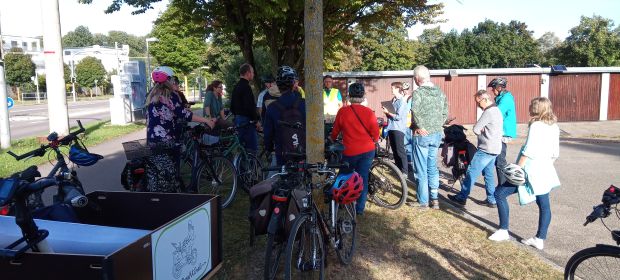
[495,91,517,138]
[411,86,448,134]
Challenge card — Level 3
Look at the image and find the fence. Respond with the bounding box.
[326,67,620,124]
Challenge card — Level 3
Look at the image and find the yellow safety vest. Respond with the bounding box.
[323,88,340,116]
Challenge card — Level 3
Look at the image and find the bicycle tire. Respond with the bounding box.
[264,233,285,280]
[334,203,357,265]
[564,245,620,280]
[234,153,265,193]
[284,214,325,280]
[196,155,238,208]
[368,158,408,209]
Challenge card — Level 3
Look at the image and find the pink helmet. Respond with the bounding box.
[151,66,174,83]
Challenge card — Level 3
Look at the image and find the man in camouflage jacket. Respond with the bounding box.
[410,65,449,209]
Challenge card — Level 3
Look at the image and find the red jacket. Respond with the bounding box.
[331,104,379,156]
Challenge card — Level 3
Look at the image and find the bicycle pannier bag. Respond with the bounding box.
[249,177,277,235]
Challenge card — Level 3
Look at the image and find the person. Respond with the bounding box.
[256,75,275,118]
[264,66,306,165]
[230,63,261,154]
[330,82,379,215]
[383,82,409,177]
[203,80,226,120]
[323,75,343,119]
[488,97,560,250]
[170,76,190,108]
[145,66,215,193]
[488,77,517,187]
[410,65,448,209]
[448,90,503,208]
[402,82,416,181]
[294,78,305,98]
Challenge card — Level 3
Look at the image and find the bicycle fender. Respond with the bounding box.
[267,205,283,235]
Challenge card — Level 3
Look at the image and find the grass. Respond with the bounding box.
[0,121,145,177]
[210,189,563,280]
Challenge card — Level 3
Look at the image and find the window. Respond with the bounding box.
[31,42,38,51]
[22,42,27,49]
[11,41,17,47]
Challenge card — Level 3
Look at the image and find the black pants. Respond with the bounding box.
[388,130,408,175]
[495,142,508,186]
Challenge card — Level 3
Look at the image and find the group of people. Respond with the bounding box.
[144,63,562,250]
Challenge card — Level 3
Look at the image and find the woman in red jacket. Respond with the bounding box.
[330,83,379,215]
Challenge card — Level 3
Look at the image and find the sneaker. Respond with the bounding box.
[484,200,497,208]
[522,237,544,250]
[430,199,440,210]
[447,194,467,206]
[406,202,428,209]
[488,229,510,241]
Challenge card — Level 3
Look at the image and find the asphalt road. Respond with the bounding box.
[8,99,111,139]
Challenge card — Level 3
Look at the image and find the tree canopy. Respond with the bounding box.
[4,48,35,87]
[354,22,415,71]
[555,15,620,66]
[75,56,107,90]
[63,26,147,57]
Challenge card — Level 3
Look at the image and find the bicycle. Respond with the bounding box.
[178,123,238,208]
[261,160,356,279]
[4,120,93,219]
[564,184,620,280]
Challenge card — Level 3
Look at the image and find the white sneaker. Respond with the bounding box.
[488,229,510,241]
[522,237,544,250]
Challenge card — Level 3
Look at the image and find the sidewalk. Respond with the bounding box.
[435,120,620,268]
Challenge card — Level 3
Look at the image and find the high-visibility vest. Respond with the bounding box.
[323,88,340,116]
[406,95,413,128]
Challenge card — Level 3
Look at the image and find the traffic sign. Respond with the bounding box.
[7,97,14,109]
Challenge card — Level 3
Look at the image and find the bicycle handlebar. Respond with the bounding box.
[262,162,349,172]
[583,185,620,226]
[8,120,85,161]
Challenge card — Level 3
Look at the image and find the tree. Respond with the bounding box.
[62,25,94,48]
[4,48,35,96]
[92,31,146,57]
[148,5,208,76]
[537,32,561,54]
[84,0,443,85]
[556,15,620,66]
[354,22,416,71]
[75,56,107,95]
[414,27,444,65]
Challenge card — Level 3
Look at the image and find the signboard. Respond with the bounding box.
[151,202,212,280]
[7,97,14,110]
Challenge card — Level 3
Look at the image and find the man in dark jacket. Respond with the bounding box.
[264,66,306,165]
[230,63,260,153]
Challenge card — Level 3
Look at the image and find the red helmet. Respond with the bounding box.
[151,66,174,83]
[331,171,363,205]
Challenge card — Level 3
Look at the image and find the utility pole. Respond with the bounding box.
[41,0,69,135]
[304,0,324,164]
[0,10,11,148]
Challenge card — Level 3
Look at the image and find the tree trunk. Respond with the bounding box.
[304,0,324,164]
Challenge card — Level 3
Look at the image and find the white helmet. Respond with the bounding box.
[501,163,526,186]
[402,82,410,90]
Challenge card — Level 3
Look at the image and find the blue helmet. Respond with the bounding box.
[69,145,103,167]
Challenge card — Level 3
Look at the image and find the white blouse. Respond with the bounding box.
[520,121,561,195]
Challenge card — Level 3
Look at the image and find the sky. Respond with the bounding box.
[1,0,620,40]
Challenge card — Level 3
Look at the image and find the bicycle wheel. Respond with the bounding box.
[368,158,407,209]
[564,245,620,280]
[264,233,285,280]
[284,214,325,280]
[234,153,265,193]
[196,155,238,208]
[334,203,357,265]
[178,159,193,191]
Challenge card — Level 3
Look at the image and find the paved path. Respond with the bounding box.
[436,120,620,267]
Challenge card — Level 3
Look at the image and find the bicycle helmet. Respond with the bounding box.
[488,77,508,89]
[331,171,363,205]
[276,65,297,89]
[501,163,526,186]
[348,82,365,98]
[151,66,174,83]
[402,82,410,90]
[69,144,104,167]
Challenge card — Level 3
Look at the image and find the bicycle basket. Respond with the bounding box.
[122,139,151,160]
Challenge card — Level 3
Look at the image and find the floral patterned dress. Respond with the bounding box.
[146,93,193,192]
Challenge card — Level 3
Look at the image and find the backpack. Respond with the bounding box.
[274,98,305,159]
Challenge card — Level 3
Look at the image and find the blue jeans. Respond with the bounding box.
[343,150,375,214]
[456,150,498,204]
[495,184,552,239]
[413,132,442,205]
[234,115,257,154]
[403,129,415,180]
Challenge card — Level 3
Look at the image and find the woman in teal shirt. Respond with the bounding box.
[203,80,226,119]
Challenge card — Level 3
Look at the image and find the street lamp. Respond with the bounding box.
[145,37,159,90]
